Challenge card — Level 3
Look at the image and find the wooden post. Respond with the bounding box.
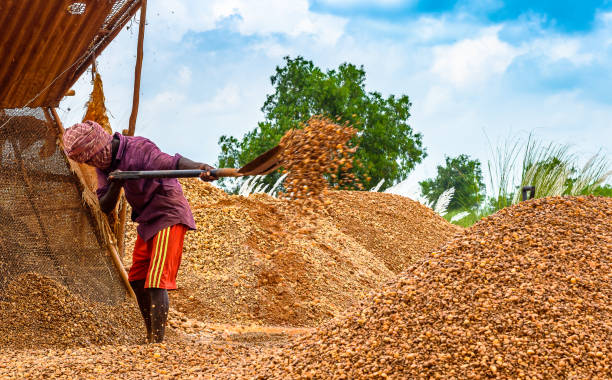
[116,193,128,257]
[108,243,136,300]
[49,108,65,135]
[118,0,147,258]
[127,0,147,136]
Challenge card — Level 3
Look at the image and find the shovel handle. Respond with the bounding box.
[211,168,241,177]
[108,168,241,180]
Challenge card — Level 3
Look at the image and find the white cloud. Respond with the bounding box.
[251,39,293,58]
[227,0,347,45]
[148,1,224,41]
[148,0,347,45]
[431,27,522,87]
[177,66,192,85]
[194,83,242,112]
[317,0,409,6]
[529,37,594,66]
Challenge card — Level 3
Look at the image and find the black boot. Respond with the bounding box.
[130,280,152,343]
[148,288,169,343]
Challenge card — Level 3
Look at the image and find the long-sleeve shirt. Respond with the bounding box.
[96,133,196,241]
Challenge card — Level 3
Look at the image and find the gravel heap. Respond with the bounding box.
[324,190,462,272]
[0,273,142,349]
[0,341,254,379]
[162,185,394,327]
[124,180,458,327]
[242,196,612,378]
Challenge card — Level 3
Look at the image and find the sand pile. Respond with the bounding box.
[0,273,142,349]
[324,190,462,272]
[169,187,393,327]
[240,196,612,378]
[125,180,458,327]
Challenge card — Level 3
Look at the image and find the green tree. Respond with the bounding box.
[420,154,485,210]
[217,56,426,192]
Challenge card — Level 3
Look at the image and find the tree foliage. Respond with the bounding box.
[420,154,485,210]
[217,56,426,192]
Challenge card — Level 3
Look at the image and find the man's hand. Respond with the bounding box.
[199,163,218,182]
[99,178,125,214]
[178,157,218,181]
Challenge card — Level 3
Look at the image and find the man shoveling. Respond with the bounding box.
[63,120,217,343]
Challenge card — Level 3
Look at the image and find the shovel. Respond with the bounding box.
[108,145,281,181]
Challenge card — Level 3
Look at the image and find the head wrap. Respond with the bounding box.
[63,120,113,169]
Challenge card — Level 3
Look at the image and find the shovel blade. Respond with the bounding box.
[238,145,282,175]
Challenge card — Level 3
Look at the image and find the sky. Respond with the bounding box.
[59,0,612,196]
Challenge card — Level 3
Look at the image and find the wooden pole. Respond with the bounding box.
[116,192,127,257]
[127,0,146,136]
[108,243,136,300]
[119,0,147,258]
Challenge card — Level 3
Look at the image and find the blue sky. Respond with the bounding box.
[59,0,612,196]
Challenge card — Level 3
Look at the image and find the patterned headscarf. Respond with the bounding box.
[63,120,113,169]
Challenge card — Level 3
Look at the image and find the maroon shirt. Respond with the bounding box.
[96,133,196,241]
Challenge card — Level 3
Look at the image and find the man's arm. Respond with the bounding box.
[177,156,217,182]
[99,180,124,213]
[99,157,216,213]
[140,139,217,181]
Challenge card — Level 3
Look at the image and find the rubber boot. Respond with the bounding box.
[148,288,169,343]
[130,280,152,343]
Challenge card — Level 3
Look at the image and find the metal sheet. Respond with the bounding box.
[0,0,140,108]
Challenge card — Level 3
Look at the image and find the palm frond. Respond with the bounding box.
[369,179,385,192]
[434,187,454,216]
[268,173,288,197]
[450,211,470,223]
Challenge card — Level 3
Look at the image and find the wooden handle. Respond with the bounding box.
[108,243,136,300]
[211,168,241,177]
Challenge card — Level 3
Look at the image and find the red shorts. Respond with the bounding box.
[128,224,187,289]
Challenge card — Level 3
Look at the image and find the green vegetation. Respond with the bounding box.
[217,56,426,193]
[443,209,484,228]
[419,154,485,211]
[592,184,612,197]
[428,135,610,227]
[514,137,610,202]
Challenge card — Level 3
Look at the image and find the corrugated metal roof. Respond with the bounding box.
[0,0,141,108]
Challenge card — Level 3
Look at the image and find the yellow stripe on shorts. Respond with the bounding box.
[154,227,171,287]
[148,227,166,287]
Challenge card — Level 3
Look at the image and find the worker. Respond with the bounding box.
[62,120,217,343]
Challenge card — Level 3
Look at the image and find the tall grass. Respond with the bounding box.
[569,151,611,195]
[512,135,574,203]
[486,135,522,211]
[444,133,612,227]
[486,133,611,209]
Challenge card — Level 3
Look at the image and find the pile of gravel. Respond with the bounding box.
[0,273,142,349]
[247,196,611,378]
